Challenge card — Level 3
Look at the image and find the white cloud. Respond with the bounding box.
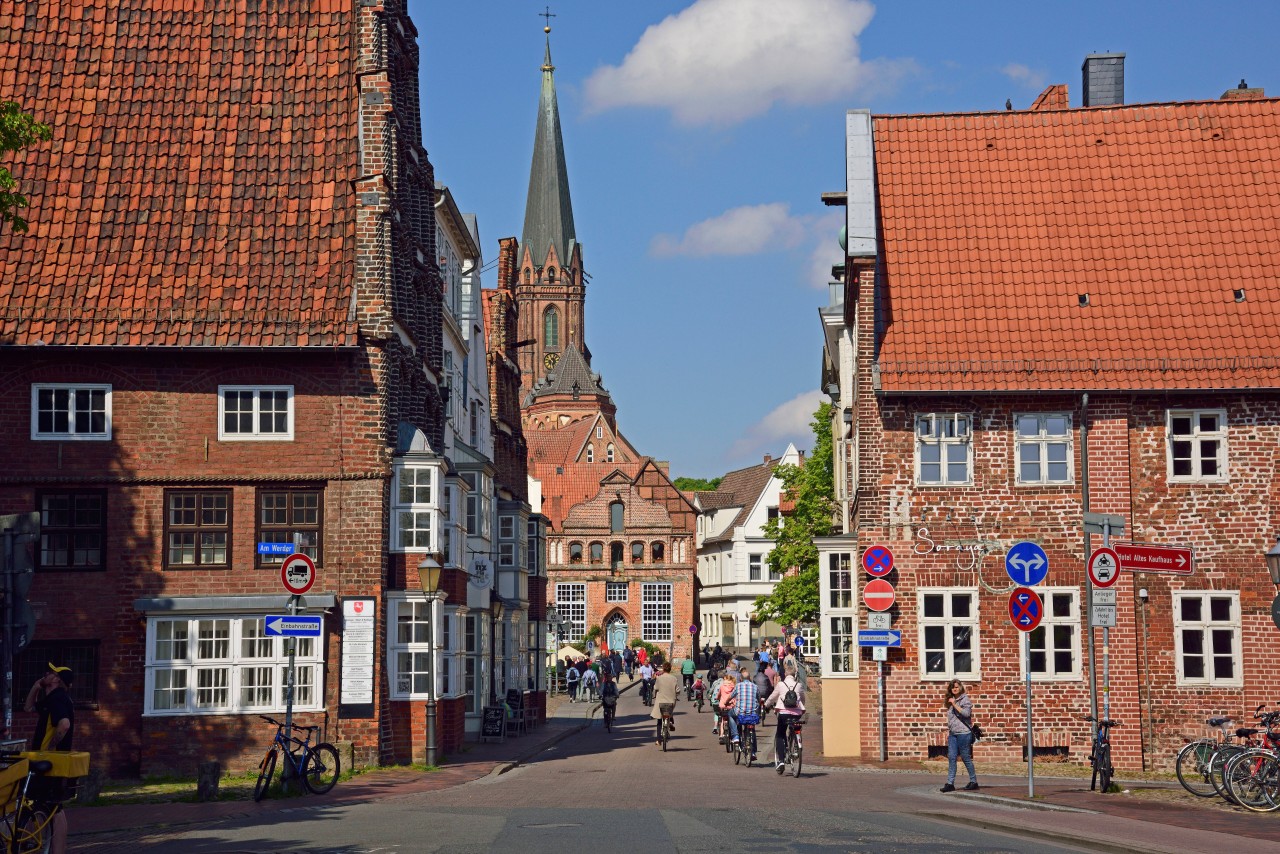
[650,203,807,257]
[1001,62,1047,91]
[584,0,902,126]
[805,210,846,290]
[728,390,827,462]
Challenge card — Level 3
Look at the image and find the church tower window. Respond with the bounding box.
[547,266,557,283]
[544,306,560,349]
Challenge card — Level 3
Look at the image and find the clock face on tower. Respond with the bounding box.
[544,352,560,370]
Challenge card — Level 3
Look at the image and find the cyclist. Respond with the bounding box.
[727,671,761,761]
[713,671,736,741]
[764,656,806,774]
[681,656,697,697]
[651,661,679,747]
[599,672,619,728]
[637,660,656,705]
[691,673,706,709]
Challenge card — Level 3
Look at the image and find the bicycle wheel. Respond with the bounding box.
[743,730,754,768]
[733,738,742,765]
[1175,739,1219,797]
[791,732,803,778]
[1226,751,1280,813]
[253,749,278,802]
[661,721,669,752]
[16,808,50,854]
[1097,744,1113,793]
[1210,745,1245,801]
[302,743,341,795]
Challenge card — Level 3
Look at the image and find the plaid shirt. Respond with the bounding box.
[730,680,760,718]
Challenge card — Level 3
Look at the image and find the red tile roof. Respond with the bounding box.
[0,2,358,347]
[872,97,1280,392]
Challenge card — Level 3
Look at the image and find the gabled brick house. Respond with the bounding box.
[0,1,466,773]
[818,59,1280,769]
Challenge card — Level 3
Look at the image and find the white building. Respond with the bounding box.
[694,444,802,651]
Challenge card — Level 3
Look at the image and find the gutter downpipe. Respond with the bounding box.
[1081,394,1099,732]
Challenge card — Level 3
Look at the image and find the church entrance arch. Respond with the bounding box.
[604,611,629,653]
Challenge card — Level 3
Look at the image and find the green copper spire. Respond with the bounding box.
[521,34,576,265]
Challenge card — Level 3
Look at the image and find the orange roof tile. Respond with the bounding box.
[872,98,1280,392]
[0,2,358,347]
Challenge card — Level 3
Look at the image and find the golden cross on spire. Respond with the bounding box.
[540,6,556,33]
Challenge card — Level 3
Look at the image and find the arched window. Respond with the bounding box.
[547,266,557,282]
[610,501,624,533]
[652,541,665,563]
[586,444,594,463]
[610,542,624,568]
[543,306,560,349]
[569,542,583,563]
[631,542,644,563]
[606,443,615,462]
[590,542,603,563]
[523,268,531,284]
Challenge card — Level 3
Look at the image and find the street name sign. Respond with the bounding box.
[1088,547,1120,588]
[863,578,896,612]
[1008,587,1043,632]
[280,554,316,595]
[857,629,901,647]
[1005,541,1049,587]
[1115,542,1193,575]
[1092,588,1117,606]
[1090,605,1117,628]
[265,615,322,637]
[862,545,894,577]
[867,612,892,630]
[257,542,295,555]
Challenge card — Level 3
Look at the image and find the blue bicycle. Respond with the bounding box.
[254,716,340,801]
[1084,714,1119,792]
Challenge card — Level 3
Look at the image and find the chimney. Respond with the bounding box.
[763,454,772,465]
[1221,79,1266,101]
[1082,53,1125,106]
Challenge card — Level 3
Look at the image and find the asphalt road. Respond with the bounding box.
[113,687,1098,853]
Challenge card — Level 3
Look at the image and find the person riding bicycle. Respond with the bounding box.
[763,656,807,774]
[599,672,619,726]
[691,673,706,707]
[638,661,655,704]
[726,671,761,761]
[681,656,696,697]
[651,661,679,746]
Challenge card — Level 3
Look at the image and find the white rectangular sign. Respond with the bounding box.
[1092,589,1117,606]
[1090,604,1117,628]
[867,613,891,630]
[341,598,377,705]
[872,645,887,661]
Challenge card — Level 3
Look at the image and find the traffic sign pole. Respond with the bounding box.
[1026,631,1034,799]
[1102,523,1112,729]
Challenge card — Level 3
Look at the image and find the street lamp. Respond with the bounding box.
[417,555,444,767]
[1265,536,1280,588]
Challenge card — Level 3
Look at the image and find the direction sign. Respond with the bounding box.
[1088,547,1120,588]
[1008,587,1043,632]
[265,615,323,637]
[857,629,902,647]
[863,578,896,612]
[1005,541,1049,586]
[280,553,316,595]
[1090,605,1117,628]
[867,612,892,630]
[863,545,895,577]
[257,542,295,555]
[1116,542,1193,575]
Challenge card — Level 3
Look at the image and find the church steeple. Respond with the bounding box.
[520,32,577,267]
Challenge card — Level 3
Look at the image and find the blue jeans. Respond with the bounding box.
[947,731,976,784]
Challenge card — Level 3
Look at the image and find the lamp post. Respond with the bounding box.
[417,555,444,767]
[545,605,562,695]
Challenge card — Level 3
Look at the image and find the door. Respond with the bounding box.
[607,618,628,652]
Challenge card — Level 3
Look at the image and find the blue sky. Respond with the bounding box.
[413,0,1280,480]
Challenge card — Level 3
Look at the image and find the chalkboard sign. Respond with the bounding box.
[481,706,505,742]
[506,689,523,710]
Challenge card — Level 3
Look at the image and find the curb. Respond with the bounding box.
[920,811,1183,854]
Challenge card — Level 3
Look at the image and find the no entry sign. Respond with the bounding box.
[863,578,896,612]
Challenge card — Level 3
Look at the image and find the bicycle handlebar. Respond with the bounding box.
[259,715,319,733]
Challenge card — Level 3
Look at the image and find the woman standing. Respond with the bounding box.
[941,679,979,792]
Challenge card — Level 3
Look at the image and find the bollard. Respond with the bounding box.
[76,767,106,805]
[196,761,221,802]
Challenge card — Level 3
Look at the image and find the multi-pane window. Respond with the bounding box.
[389,598,435,698]
[555,584,587,642]
[828,552,853,608]
[164,490,231,568]
[1025,589,1081,679]
[544,307,559,349]
[499,542,515,567]
[828,616,856,674]
[218,386,293,440]
[37,491,105,571]
[31,384,111,440]
[749,554,763,581]
[1015,414,1072,485]
[916,414,972,485]
[1175,592,1241,686]
[769,564,782,582]
[470,401,479,446]
[499,516,516,539]
[606,444,615,462]
[606,581,628,602]
[821,551,858,676]
[1168,409,1227,482]
[464,614,482,714]
[393,463,439,551]
[145,616,320,714]
[443,352,454,420]
[919,589,979,679]
[641,583,673,642]
[461,472,492,540]
[586,444,594,463]
[17,641,99,706]
[255,489,321,567]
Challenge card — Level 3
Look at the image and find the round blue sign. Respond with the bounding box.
[1005,541,1049,586]
[863,545,895,577]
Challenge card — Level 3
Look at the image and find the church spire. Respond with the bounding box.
[520,22,576,266]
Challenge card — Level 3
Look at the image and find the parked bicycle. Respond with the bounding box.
[1176,713,1239,797]
[254,716,341,802]
[0,749,88,854]
[1083,714,1119,792]
[1221,709,1280,811]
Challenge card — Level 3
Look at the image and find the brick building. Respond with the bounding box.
[511,35,697,659]
[0,1,478,774]
[818,57,1280,769]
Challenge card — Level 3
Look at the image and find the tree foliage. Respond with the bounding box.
[1,101,52,233]
[673,476,722,492]
[753,402,834,626]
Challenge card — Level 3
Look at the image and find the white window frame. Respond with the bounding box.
[392,462,441,552]
[30,383,112,441]
[748,553,762,582]
[606,581,628,602]
[1167,409,1228,483]
[1174,591,1242,687]
[1014,413,1074,485]
[555,583,587,642]
[918,587,980,680]
[144,615,323,716]
[819,550,858,677]
[641,583,673,642]
[217,385,294,441]
[1020,587,1082,681]
[915,413,972,486]
[387,593,443,699]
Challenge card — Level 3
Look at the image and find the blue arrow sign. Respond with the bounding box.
[265,615,322,637]
[258,542,296,555]
[1005,541,1049,586]
[857,630,902,647]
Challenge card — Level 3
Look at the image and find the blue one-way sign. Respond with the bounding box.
[265,615,323,637]
[857,630,902,647]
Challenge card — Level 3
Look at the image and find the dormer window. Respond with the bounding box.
[547,266,557,283]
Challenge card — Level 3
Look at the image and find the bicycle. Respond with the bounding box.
[658,704,673,751]
[733,711,759,768]
[0,749,87,854]
[693,684,705,713]
[640,679,655,707]
[1176,713,1238,797]
[254,716,341,802]
[1221,710,1280,811]
[601,694,617,732]
[1083,714,1119,793]
[777,714,805,778]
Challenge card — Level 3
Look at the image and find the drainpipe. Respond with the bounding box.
[1081,394,1099,732]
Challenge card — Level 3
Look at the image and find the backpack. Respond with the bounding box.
[782,678,799,709]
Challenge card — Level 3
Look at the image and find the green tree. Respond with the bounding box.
[673,476,722,492]
[753,402,834,625]
[1,101,52,233]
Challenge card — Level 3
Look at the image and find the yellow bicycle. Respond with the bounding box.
[0,750,88,854]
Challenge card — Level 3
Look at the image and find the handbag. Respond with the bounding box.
[970,722,984,742]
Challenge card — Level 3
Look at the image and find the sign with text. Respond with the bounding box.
[1090,605,1117,628]
[857,629,901,647]
[1092,588,1117,606]
[265,615,322,637]
[866,612,892,631]
[341,598,376,706]
[1116,542,1193,575]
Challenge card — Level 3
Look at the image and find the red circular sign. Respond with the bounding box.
[862,545,895,577]
[280,553,316,595]
[1008,586,1043,632]
[1088,547,1121,589]
[863,578,896,612]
